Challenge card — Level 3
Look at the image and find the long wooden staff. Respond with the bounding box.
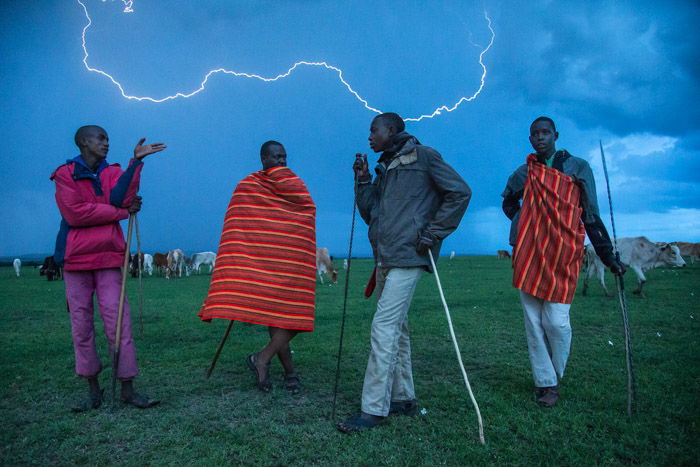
[112,213,135,403]
[206,321,234,378]
[429,250,485,444]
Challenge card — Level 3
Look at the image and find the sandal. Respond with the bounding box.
[246,353,272,393]
[282,372,301,394]
[336,413,385,434]
[121,392,160,409]
[71,389,104,413]
[389,399,418,417]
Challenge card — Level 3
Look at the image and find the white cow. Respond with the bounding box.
[343,258,348,270]
[13,258,21,277]
[583,237,686,297]
[316,247,338,284]
[166,249,185,279]
[450,251,456,260]
[187,251,216,275]
[143,253,154,276]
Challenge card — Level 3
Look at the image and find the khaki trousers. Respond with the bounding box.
[519,290,572,388]
[361,267,423,416]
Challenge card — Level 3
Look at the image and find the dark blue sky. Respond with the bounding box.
[2,0,698,257]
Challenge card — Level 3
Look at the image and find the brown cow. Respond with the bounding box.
[497,249,511,259]
[672,241,700,264]
[316,247,338,284]
[166,249,184,279]
[153,252,168,276]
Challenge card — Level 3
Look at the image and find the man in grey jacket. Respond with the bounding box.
[337,112,471,433]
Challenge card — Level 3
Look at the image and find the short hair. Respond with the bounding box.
[531,116,556,131]
[374,112,405,133]
[260,140,283,158]
[74,125,105,148]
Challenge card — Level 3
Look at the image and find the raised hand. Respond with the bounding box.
[353,153,370,182]
[134,138,167,160]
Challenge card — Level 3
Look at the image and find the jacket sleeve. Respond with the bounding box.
[110,158,144,208]
[501,166,527,219]
[53,167,129,227]
[423,152,471,240]
[355,178,377,226]
[575,162,616,267]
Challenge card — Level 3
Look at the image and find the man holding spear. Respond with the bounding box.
[501,116,625,407]
[52,125,165,411]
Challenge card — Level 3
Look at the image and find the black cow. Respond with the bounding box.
[129,253,144,278]
[39,256,62,281]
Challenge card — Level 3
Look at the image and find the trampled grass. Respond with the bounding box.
[1,257,698,465]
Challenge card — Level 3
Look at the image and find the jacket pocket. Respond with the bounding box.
[385,167,427,200]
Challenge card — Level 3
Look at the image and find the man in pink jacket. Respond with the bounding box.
[51,125,166,411]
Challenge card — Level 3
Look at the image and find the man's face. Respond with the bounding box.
[81,128,110,159]
[368,117,394,153]
[261,144,287,170]
[529,120,558,157]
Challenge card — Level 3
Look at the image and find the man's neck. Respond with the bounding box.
[80,153,100,171]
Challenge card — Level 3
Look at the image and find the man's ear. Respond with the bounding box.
[554,131,559,142]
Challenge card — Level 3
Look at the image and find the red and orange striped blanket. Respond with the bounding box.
[512,154,586,304]
[199,166,317,331]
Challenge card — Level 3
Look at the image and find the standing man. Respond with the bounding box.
[199,141,316,394]
[502,116,624,407]
[52,125,166,411]
[337,112,471,433]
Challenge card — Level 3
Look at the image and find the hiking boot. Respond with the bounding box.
[536,386,559,408]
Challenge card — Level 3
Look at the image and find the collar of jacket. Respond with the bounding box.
[376,132,421,174]
[68,155,109,180]
[535,149,571,172]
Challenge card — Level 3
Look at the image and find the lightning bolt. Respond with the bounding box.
[78,0,495,122]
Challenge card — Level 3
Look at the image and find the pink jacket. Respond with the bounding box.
[51,156,143,271]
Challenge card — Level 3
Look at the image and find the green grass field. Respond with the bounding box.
[1,257,698,465]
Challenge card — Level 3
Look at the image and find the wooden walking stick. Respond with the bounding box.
[112,213,135,403]
[599,141,636,416]
[428,250,485,444]
[206,320,234,378]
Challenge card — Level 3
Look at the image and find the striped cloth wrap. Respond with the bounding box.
[512,154,586,304]
[199,166,317,331]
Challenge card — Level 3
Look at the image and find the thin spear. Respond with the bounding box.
[599,140,636,416]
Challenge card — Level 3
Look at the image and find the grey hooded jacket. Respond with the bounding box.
[356,135,471,271]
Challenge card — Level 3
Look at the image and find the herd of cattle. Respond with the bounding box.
[8,238,698,297]
[127,250,217,279]
[495,237,696,297]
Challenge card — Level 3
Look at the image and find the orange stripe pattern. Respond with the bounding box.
[198,166,317,331]
[512,154,585,304]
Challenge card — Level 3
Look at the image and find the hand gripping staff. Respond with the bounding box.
[599,141,636,416]
[428,250,485,444]
[112,213,135,404]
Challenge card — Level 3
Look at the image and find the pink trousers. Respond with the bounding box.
[64,269,138,380]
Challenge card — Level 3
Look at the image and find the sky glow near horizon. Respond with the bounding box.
[0,0,698,258]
